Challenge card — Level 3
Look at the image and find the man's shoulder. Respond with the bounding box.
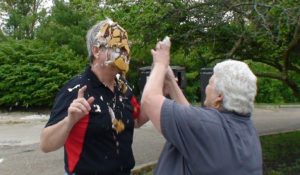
[66,72,87,85]
[51,73,86,104]
[163,100,223,125]
[60,71,88,91]
[189,106,223,122]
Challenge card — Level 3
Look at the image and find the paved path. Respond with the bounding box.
[252,106,300,135]
[0,106,300,175]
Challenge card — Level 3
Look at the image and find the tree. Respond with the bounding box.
[218,0,300,99]
[0,0,47,39]
[36,0,106,57]
[2,0,298,105]
[106,0,300,101]
[0,29,6,41]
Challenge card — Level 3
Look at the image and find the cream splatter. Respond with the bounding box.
[94,104,101,112]
[68,84,80,92]
[116,74,120,80]
[108,107,116,121]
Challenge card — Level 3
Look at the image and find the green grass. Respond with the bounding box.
[261,130,300,175]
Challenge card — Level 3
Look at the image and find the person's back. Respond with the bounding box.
[140,37,263,175]
[155,103,262,175]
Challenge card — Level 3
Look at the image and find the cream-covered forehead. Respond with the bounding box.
[94,19,131,74]
[95,19,130,55]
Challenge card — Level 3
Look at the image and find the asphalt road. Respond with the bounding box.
[0,106,300,175]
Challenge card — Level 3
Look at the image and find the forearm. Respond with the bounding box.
[147,64,166,95]
[141,63,167,132]
[40,116,74,152]
[168,78,189,105]
[134,110,149,128]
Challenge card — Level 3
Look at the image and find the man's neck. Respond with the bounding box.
[91,65,116,91]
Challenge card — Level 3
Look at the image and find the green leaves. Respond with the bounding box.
[36,0,105,57]
[0,0,299,108]
[0,0,47,39]
[0,39,86,108]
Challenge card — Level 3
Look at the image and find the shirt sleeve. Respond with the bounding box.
[160,99,222,161]
[45,86,77,127]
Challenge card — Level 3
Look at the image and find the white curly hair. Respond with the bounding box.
[213,60,257,114]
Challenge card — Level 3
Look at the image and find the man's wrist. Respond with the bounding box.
[153,62,168,69]
[64,115,77,129]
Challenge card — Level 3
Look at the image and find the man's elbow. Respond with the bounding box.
[39,132,53,153]
[134,121,142,128]
[141,92,152,113]
[39,140,50,153]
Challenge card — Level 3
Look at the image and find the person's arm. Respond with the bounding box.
[40,86,94,152]
[40,116,76,152]
[129,95,149,128]
[141,37,171,132]
[164,66,189,105]
[134,109,149,128]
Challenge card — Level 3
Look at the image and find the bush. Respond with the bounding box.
[0,39,87,108]
[256,78,298,103]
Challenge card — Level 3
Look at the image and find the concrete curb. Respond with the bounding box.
[259,128,300,136]
[254,104,300,109]
[278,104,300,108]
[131,161,157,175]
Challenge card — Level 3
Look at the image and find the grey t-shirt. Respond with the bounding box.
[155,99,262,175]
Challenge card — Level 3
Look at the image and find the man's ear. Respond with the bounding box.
[92,47,100,59]
[214,93,223,109]
[217,93,223,102]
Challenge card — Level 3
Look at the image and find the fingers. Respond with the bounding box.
[87,96,95,106]
[151,49,156,56]
[69,105,87,115]
[69,85,93,118]
[155,37,171,50]
[71,98,91,114]
[77,85,87,98]
[77,85,92,112]
[161,36,171,47]
[151,37,171,67]
[157,36,171,50]
[155,42,161,50]
[68,106,84,115]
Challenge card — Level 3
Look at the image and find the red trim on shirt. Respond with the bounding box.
[65,115,90,173]
[130,96,140,119]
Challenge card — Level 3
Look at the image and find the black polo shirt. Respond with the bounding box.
[46,67,135,175]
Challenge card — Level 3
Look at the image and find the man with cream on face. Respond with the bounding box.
[40,18,148,175]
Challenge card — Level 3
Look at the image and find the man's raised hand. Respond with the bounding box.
[67,85,94,124]
[151,36,171,67]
